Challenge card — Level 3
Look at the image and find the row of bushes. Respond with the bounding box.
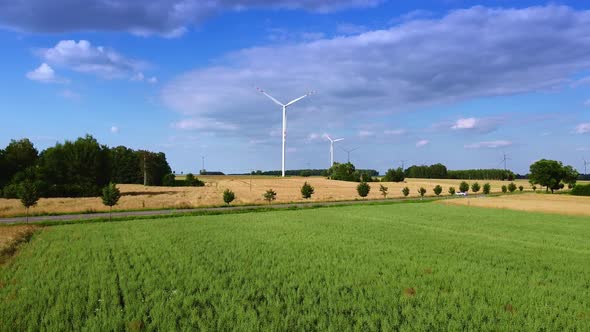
[162,174,204,187]
[571,184,590,196]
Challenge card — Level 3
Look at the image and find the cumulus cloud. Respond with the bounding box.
[38,40,149,79]
[0,0,383,36]
[450,117,502,133]
[110,126,120,134]
[464,140,512,149]
[358,130,374,138]
[26,63,66,83]
[575,123,590,134]
[162,6,590,139]
[416,140,429,148]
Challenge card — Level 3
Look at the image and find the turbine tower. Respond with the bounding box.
[499,152,511,171]
[340,146,359,163]
[257,87,314,177]
[325,135,344,167]
[583,157,589,175]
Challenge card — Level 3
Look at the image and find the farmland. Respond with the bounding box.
[0,176,533,217]
[1,203,589,330]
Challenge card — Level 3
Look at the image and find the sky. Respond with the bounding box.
[1,0,589,175]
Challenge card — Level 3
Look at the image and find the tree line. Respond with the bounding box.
[0,135,173,198]
[403,163,516,180]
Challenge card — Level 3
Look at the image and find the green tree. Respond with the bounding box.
[508,182,517,192]
[448,187,456,195]
[162,174,176,186]
[459,181,469,193]
[418,187,427,199]
[357,182,371,198]
[483,183,491,195]
[471,182,481,193]
[379,184,388,198]
[402,186,410,197]
[382,168,405,182]
[532,185,537,191]
[501,185,508,193]
[110,146,141,184]
[301,182,315,199]
[19,180,39,222]
[223,189,235,205]
[433,185,442,196]
[101,183,121,221]
[2,138,39,188]
[263,189,277,204]
[529,159,578,193]
[518,185,524,192]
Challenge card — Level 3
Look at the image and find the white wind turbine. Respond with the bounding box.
[325,135,344,167]
[257,87,314,177]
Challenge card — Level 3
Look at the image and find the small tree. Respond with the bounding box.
[501,185,508,193]
[433,185,442,196]
[483,183,491,195]
[459,181,469,193]
[379,184,388,198]
[223,189,235,205]
[418,187,427,199]
[19,181,39,222]
[101,183,121,221]
[402,186,410,197]
[300,182,315,199]
[263,189,277,204]
[471,182,481,193]
[162,173,176,186]
[518,185,524,192]
[448,187,456,195]
[508,182,517,193]
[357,182,371,198]
[532,185,537,191]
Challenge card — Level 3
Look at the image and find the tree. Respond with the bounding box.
[185,173,196,186]
[418,187,427,199]
[162,174,176,186]
[518,185,524,192]
[532,185,537,191]
[508,182,517,193]
[19,180,39,222]
[110,146,141,184]
[459,181,469,193]
[357,182,370,198]
[483,183,491,195]
[433,185,442,196]
[301,182,315,199]
[402,186,410,197]
[529,159,578,193]
[223,189,235,205]
[379,184,388,198]
[101,183,121,221]
[471,182,481,193]
[263,189,277,204]
[448,187,456,195]
[2,139,38,188]
[501,185,508,193]
[382,168,405,182]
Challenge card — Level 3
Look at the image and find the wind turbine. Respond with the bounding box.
[325,135,344,167]
[340,146,359,163]
[499,152,511,170]
[583,157,589,175]
[257,87,314,177]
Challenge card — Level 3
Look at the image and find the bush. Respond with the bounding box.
[459,181,469,193]
[471,182,480,193]
[501,185,508,193]
[300,170,312,177]
[519,185,524,192]
[379,184,388,198]
[483,183,491,195]
[571,184,590,196]
[448,187,456,195]
[162,174,176,186]
[301,182,315,199]
[508,182,517,193]
[382,168,405,182]
[433,185,442,196]
[263,189,277,204]
[357,182,371,198]
[2,183,20,198]
[223,189,235,205]
[402,187,410,197]
[418,187,427,199]
[532,185,537,191]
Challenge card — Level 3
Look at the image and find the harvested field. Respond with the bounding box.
[0,225,38,264]
[0,177,532,217]
[440,193,590,216]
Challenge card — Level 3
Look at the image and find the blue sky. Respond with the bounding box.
[1,0,589,175]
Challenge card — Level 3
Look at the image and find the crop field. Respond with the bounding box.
[0,176,533,217]
[1,203,589,330]
[441,192,590,216]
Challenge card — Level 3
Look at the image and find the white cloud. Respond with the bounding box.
[451,118,477,130]
[464,140,512,149]
[172,118,238,131]
[358,130,374,137]
[336,23,367,35]
[110,126,120,134]
[575,123,590,134]
[450,117,502,133]
[416,139,429,148]
[147,76,158,84]
[384,129,406,136]
[26,63,66,83]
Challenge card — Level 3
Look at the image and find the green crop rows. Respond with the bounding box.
[1,204,589,330]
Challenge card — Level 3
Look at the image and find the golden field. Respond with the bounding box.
[0,176,532,217]
[440,192,590,217]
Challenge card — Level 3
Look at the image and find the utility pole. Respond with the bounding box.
[201,156,205,174]
[143,154,147,186]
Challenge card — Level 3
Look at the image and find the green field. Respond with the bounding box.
[1,204,589,331]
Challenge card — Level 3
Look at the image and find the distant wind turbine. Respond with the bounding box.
[340,146,359,163]
[583,157,589,175]
[325,135,344,167]
[257,87,314,177]
[499,152,512,170]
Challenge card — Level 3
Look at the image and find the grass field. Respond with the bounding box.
[1,203,589,330]
[0,177,534,217]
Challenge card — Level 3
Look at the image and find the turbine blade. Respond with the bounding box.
[285,91,314,107]
[256,87,285,107]
[334,138,344,142]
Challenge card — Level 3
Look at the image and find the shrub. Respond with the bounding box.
[300,170,312,177]
[357,182,371,198]
[19,181,39,222]
[482,183,491,195]
[519,185,524,192]
[459,181,469,193]
[162,174,176,186]
[567,183,574,189]
[3,183,20,198]
[448,187,456,195]
[223,189,235,205]
[571,184,590,196]
[101,183,121,221]
[263,189,277,204]
[433,185,442,196]
[508,182,517,193]
[532,185,537,191]
[501,185,508,193]
[301,182,315,199]
[418,187,427,199]
[402,186,410,197]
[379,184,388,198]
[471,182,480,193]
[382,168,405,182]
